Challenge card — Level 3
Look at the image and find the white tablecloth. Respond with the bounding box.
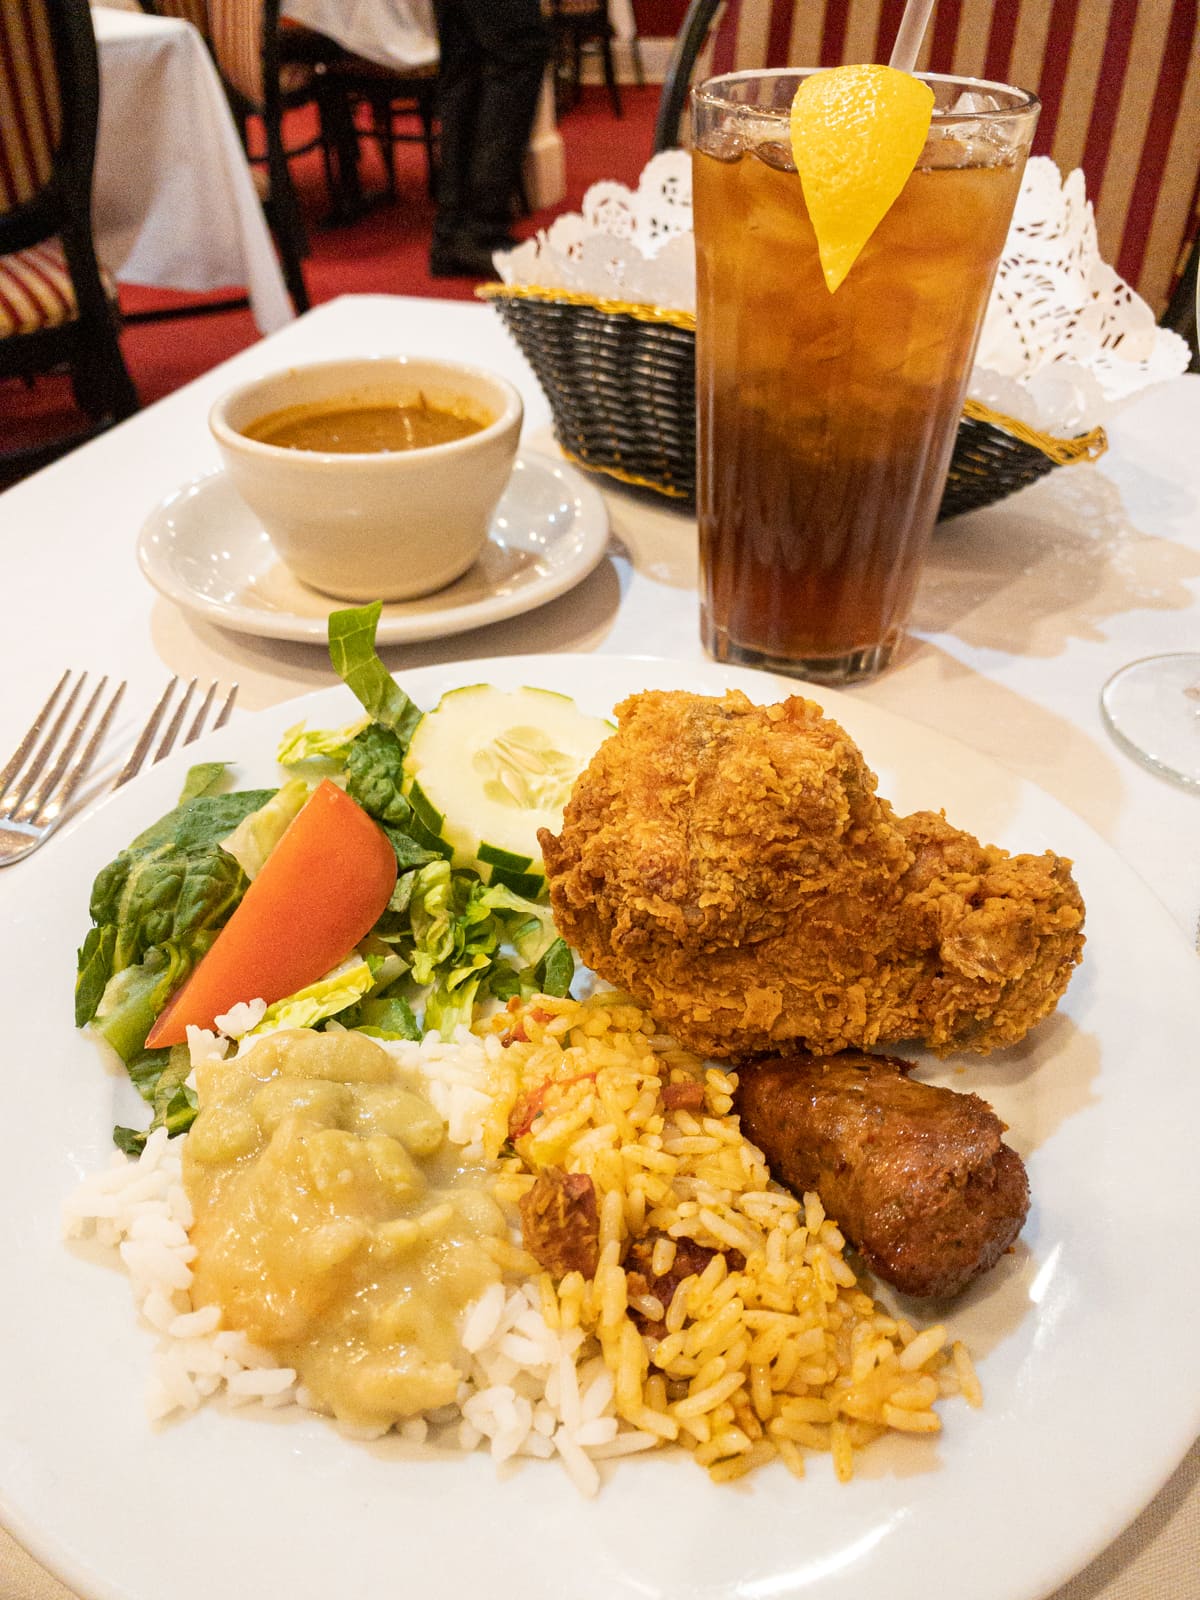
[281,0,633,68]
[283,0,437,69]
[280,0,566,209]
[91,6,294,332]
[0,294,1197,1600]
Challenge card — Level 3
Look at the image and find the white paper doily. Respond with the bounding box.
[497,150,696,307]
[496,152,1188,436]
[972,157,1189,429]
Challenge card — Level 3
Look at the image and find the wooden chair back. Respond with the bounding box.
[0,0,137,435]
[0,1,104,270]
[137,0,211,38]
[209,0,276,109]
[0,0,82,245]
[206,0,311,310]
[656,0,1200,315]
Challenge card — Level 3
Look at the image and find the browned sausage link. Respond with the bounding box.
[735,1050,1030,1300]
[625,1234,744,1339]
[518,1166,600,1279]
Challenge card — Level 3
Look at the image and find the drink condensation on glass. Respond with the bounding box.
[692,71,1040,683]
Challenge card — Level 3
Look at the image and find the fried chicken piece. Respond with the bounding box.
[539,690,1085,1059]
[736,1051,1030,1299]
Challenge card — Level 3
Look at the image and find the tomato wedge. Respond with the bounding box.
[146,779,397,1048]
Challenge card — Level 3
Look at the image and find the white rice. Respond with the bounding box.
[63,1032,651,1495]
[63,1127,299,1422]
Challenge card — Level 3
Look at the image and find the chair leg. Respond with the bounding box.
[313,76,365,224]
[265,141,311,313]
[371,92,398,200]
[420,94,438,199]
[571,25,584,109]
[600,25,622,117]
[71,319,138,422]
[628,33,645,87]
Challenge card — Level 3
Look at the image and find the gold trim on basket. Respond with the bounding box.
[477,282,699,332]
[558,444,693,497]
[962,399,1107,465]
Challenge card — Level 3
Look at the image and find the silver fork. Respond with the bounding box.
[0,672,126,866]
[112,675,238,790]
[0,674,238,867]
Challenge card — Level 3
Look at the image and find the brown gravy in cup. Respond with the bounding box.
[243,395,490,453]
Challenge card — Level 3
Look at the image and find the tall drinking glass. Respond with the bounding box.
[692,70,1040,684]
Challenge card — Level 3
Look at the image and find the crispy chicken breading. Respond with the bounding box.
[538,690,1085,1059]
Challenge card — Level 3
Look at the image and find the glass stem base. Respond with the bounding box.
[701,611,902,687]
[1100,654,1200,790]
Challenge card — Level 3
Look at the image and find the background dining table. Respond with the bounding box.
[90,4,294,332]
[283,0,437,69]
[281,0,640,69]
[0,292,1197,1599]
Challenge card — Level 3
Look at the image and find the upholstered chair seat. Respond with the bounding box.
[0,239,119,340]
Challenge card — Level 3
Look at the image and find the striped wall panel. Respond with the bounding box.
[693,0,1199,313]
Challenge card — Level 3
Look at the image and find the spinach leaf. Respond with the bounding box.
[344,723,414,826]
[328,601,422,743]
[114,1043,198,1154]
[533,937,574,997]
[123,790,275,856]
[178,762,229,803]
[342,995,421,1041]
[76,787,275,1061]
[382,824,440,874]
[91,935,214,1063]
[74,925,116,1028]
[127,1044,173,1102]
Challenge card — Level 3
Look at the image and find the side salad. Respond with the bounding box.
[74,602,611,1153]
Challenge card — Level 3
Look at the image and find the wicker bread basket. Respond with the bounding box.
[479,284,1108,517]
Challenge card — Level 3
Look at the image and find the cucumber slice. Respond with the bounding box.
[401,685,612,893]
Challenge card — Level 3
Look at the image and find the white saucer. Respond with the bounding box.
[137,450,611,644]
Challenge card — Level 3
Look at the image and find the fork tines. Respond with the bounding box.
[0,671,126,832]
[114,676,239,790]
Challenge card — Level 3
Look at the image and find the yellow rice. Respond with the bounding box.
[481,991,980,1484]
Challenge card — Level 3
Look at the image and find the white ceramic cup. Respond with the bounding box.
[209,356,523,601]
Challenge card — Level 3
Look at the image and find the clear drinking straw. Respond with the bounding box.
[888,0,936,70]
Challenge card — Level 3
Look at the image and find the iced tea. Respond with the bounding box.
[692,71,1038,682]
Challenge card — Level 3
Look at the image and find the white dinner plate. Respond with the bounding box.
[2,654,1199,1600]
[136,451,610,644]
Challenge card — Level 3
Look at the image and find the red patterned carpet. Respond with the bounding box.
[3,84,661,465]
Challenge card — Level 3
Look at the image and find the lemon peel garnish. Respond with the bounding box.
[789,64,934,293]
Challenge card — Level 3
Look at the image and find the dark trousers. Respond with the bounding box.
[432,0,550,248]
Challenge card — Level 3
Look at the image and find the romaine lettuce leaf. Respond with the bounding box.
[221,777,310,880]
[424,973,485,1039]
[247,955,375,1034]
[328,601,422,743]
[276,718,369,767]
